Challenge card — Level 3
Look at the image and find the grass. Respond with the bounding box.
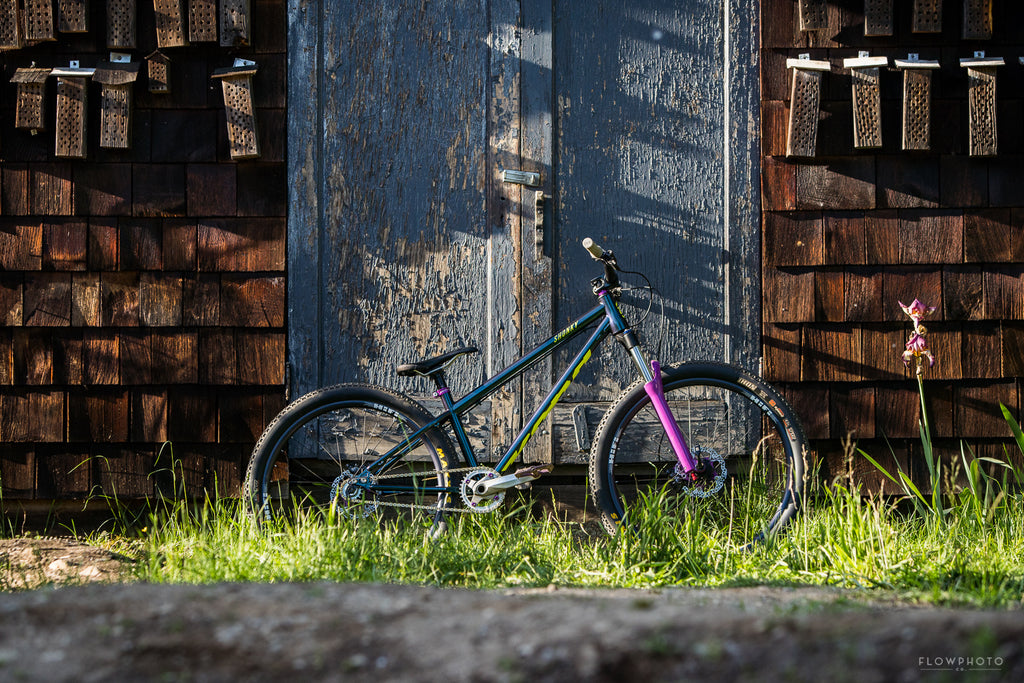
[5,417,1024,609]
[79,443,1022,609]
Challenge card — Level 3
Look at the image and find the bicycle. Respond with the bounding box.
[245,239,806,545]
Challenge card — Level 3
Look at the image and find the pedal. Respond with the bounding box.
[474,465,551,496]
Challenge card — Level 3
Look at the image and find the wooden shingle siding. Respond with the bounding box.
[0,1,286,502]
[762,3,1024,482]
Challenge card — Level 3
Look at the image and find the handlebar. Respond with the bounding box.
[582,237,620,293]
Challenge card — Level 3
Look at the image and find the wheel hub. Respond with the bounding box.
[674,447,727,498]
[330,468,378,518]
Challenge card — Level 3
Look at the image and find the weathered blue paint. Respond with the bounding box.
[288,0,762,461]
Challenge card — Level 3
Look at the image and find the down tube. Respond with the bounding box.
[496,318,612,471]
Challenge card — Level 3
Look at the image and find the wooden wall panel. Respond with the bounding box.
[0,0,287,501]
[761,5,1024,480]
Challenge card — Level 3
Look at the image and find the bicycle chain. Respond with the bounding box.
[340,465,494,515]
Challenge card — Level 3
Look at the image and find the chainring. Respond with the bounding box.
[459,467,504,513]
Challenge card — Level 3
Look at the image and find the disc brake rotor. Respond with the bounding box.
[675,447,727,499]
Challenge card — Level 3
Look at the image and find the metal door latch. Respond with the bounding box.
[501,169,541,187]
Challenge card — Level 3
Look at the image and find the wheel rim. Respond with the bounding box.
[604,377,799,546]
[257,401,447,520]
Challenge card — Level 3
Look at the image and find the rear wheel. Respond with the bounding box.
[589,362,805,547]
[245,384,454,526]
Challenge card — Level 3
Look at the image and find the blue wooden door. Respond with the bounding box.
[287,0,761,463]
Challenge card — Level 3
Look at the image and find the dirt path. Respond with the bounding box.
[1,537,1023,681]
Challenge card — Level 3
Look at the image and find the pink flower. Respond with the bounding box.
[902,332,935,369]
[898,299,936,326]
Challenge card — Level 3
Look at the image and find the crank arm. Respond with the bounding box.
[474,465,551,495]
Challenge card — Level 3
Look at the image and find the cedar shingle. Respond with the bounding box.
[963,323,1001,379]
[68,390,130,442]
[764,212,823,267]
[84,331,120,384]
[845,268,884,322]
[801,325,863,382]
[73,164,132,216]
[198,218,286,271]
[796,158,876,211]
[898,211,963,265]
[883,269,943,322]
[43,221,87,270]
[31,164,74,215]
[984,267,1024,320]
[763,323,801,382]
[762,157,795,211]
[220,275,285,327]
[956,382,1016,438]
[0,221,43,269]
[120,219,163,270]
[878,156,940,208]
[132,389,168,442]
[824,211,866,265]
[100,272,141,326]
[237,331,284,385]
[942,266,984,320]
[763,267,814,322]
[23,273,72,326]
[151,331,198,383]
[199,330,237,384]
[0,274,24,325]
[140,273,183,326]
[88,219,120,271]
[164,220,198,270]
[830,386,875,440]
[183,274,220,325]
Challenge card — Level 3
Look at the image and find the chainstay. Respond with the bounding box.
[351,465,491,515]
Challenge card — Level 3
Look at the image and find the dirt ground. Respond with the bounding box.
[1,536,1023,682]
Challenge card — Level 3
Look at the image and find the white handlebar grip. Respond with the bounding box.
[582,238,604,259]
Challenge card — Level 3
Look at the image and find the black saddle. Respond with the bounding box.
[396,346,479,377]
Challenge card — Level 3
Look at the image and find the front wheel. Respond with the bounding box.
[588,362,806,547]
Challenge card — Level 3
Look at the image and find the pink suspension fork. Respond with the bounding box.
[642,361,698,478]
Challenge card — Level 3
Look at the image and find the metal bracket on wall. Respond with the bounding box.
[501,169,541,187]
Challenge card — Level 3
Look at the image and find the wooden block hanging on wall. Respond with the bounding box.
[107,0,136,49]
[844,55,887,150]
[146,50,171,94]
[963,0,992,40]
[220,0,249,46]
[864,0,893,36]
[798,0,827,31]
[25,0,56,42]
[0,0,22,50]
[786,57,831,158]
[57,0,87,32]
[94,58,141,149]
[961,55,1003,157]
[189,0,216,42]
[895,56,940,151]
[11,68,51,132]
[212,61,260,160]
[51,63,95,159]
[154,0,188,48]
[913,0,942,33]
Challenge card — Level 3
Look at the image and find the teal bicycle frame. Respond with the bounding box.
[362,286,698,497]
